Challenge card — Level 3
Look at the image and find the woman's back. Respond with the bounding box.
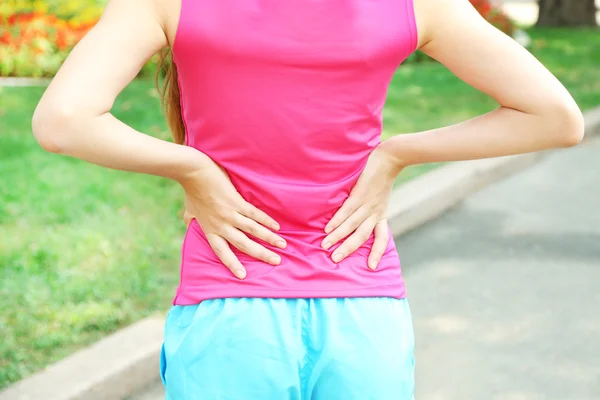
[173,0,417,304]
[32,0,584,396]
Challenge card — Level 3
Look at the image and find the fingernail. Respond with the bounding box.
[332,252,343,263]
[324,225,332,234]
[276,240,286,249]
[369,260,377,270]
[235,269,246,279]
[269,255,281,265]
[273,223,281,231]
[322,241,332,250]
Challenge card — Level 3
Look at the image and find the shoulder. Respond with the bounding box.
[100,0,174,45]
[412,0,483,49]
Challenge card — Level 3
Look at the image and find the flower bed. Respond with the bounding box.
[0,0,104,78]
[0,13,96,77]
[0,1,107,77]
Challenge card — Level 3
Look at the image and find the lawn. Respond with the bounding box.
[1,27,599,388]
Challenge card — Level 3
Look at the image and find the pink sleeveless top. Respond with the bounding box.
[172,0,418,305]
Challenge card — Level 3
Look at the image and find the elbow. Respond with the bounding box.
[546,101,585,148]
[32,102,78,154]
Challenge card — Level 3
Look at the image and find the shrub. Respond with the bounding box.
[0,1,160,78]
[0,1,106,77]
[0,11,98,77]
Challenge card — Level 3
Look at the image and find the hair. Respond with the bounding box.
[156,48,186,145]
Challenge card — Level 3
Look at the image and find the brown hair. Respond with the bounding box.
[156,48,186,145]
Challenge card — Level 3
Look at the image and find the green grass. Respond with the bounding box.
[0,83,184,386]
[0,27,599,388]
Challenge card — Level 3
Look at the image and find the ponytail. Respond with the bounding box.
[156,48,186,145]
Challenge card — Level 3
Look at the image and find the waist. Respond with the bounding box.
[225,168,366,230]
[173,220,406,305]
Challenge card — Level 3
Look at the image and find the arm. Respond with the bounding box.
[380,0,584,168]
[323,0,584,266]
[31,0,199,181]
[32,0,286,278]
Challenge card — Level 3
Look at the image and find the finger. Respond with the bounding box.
[234,214,287,249]
[240,202,281,231]
[324,196,362,234]
[331,218,376,264]
[206,233,247,279]
[321,205,369,250]
[225,227,282,266]
[368,220,389,270]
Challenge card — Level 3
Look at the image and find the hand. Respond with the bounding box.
[179,153,286,280]
[321,143,403,270]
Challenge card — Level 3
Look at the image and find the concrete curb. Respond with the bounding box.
[0,77,52,87]
[1,106,599,400]
[0,317,165,400]
[584,105,600,138]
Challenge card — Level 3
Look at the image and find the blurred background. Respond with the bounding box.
[0,0,599,398]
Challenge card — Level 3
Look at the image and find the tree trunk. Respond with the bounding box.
[537,0,597,27]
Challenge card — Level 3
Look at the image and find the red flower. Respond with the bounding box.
[55,29,68,51]
[0,31,11,45]
[470,0,493,16]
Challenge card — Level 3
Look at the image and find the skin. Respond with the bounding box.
[32,0,584,278]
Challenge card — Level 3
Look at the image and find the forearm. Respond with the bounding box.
[382,105,584,168]
[32,110,204,183]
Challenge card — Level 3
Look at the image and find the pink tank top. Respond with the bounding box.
[172,0,418,305]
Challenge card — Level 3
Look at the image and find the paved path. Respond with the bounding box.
[400,137,600,400]
[131,139,600,399]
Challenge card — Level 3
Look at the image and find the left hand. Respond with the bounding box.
[321,143,403,270]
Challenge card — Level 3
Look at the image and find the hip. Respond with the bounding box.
[161,297,415,400]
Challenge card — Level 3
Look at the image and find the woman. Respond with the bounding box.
[32,0,583,398]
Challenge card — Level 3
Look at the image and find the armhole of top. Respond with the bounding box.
[176,65,190,147]
[170,0,185,51]
[170,0,190,146]
[405,0,419,53]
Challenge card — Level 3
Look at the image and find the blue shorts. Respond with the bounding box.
[160,297,415,399]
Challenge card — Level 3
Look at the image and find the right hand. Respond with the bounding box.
[179,153,286,280]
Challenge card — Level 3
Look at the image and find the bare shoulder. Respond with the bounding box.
[97,0,172,48]
[412,0,483,49]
